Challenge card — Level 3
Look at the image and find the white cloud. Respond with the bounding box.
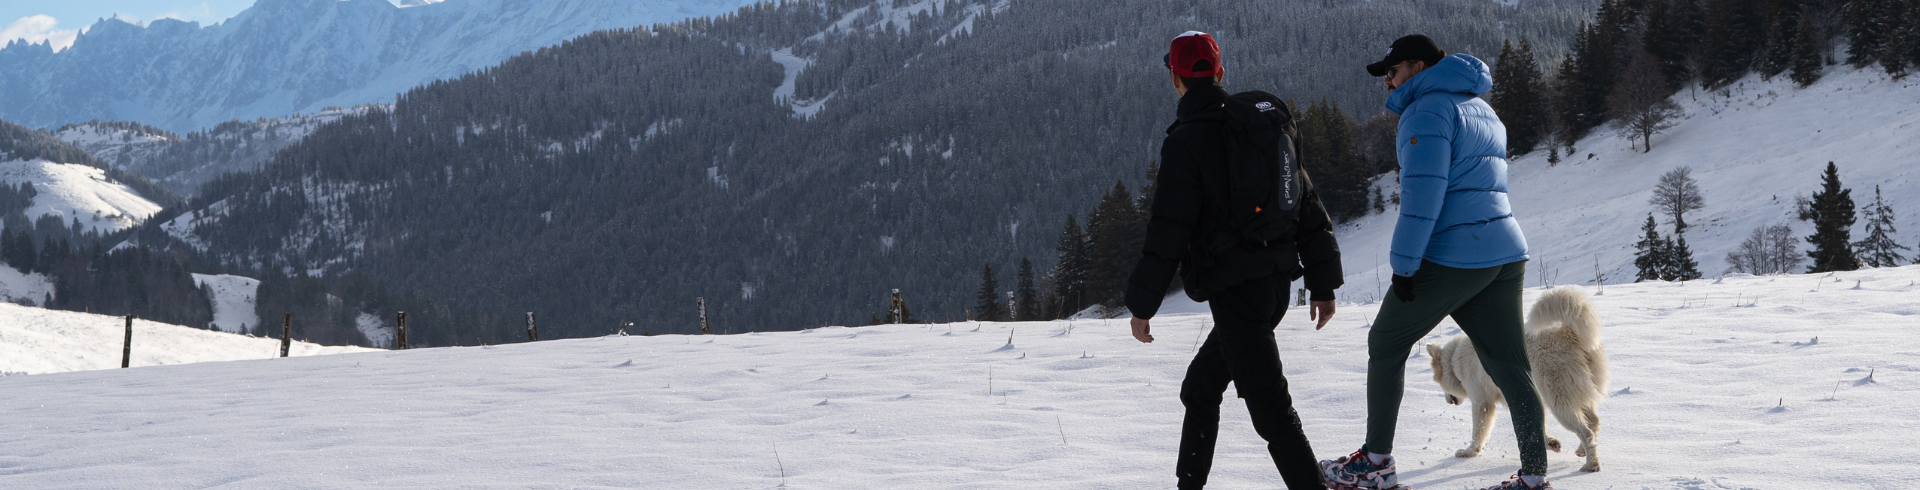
[3,15,79,52]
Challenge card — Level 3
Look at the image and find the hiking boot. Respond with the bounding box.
[1320,449,1398,489]
[1478,474,1552,490]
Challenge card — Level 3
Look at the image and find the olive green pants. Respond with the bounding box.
[1365,260,1547,476]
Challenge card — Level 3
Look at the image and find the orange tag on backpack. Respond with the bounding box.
[1254,206,1263,213]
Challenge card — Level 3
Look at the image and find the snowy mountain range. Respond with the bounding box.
[0,0,766,133]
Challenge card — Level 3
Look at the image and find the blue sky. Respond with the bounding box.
[2,0,387,50]
[4,0,257,29]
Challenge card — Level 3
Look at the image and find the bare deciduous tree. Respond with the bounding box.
[1649,166,1707,233]
[1607,51,1684,153]
[1725,223,1805,275]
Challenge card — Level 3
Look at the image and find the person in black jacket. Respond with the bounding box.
[1126,31,1344,490]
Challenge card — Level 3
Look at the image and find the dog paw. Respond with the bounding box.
[1574,445,1586,457]
[1581,461,1601,472]
[1546,437,1562,452]
[1454,448,1481,458]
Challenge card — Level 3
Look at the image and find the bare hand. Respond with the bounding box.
[1309,301,1336,330]
[1130,317,1154,343]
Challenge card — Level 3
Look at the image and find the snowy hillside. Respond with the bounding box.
[0,263,52,306]
[193,273,261,334]
[0,158,164,234]
[55,106,378,196]
[2,265,1915,487]
[50,122,176,168]
[0,0,768,133]
[1334,64,1920,296]
[0,302,373,376]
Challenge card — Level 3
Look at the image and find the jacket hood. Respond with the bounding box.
[1168,84,1231,134]
[1385,53,1492,115]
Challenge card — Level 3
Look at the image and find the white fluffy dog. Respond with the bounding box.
[1425,286,1609,472]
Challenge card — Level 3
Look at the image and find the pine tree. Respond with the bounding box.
[1644,0,1708,86]
[1700,0,1764,89]
[1805,161,1860,272]
[1852,186,1913,267]
[1558,22,1617,141]
[973,263,1007,322]
[1051,215,1089,318]
[1084,182,1141,307]
[1667,234,1704,280]
[896,295,917,324]
[1634,213,1670,281]
[1846,0,1891,66]
[1884,0,1920,75]
[1015,257,1040,321]
[1299,99,1369,220]
[1137,161,1159,219]
[1789,14,1826,86]
[1492,39,1547,156]
[1759,0,1803,80]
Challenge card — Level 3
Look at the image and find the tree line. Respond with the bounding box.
[1489,0,1918,161]
[163,0,1593,338]
[1633,162,1912,281]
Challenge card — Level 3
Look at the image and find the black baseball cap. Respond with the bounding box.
[1366,34,1447,77]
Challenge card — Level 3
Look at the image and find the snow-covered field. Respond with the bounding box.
[0,158,164,234]
[4,266,1916,488]
[0,303,373,376]
[0,263,53,306]
[1338,64,1919,296]
[192,273,261,334]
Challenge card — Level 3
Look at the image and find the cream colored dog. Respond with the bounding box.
[1426,286,1609,472]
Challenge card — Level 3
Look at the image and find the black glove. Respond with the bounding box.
[1390,274,1416,302]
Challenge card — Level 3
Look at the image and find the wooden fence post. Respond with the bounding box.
[121,316,132,368]
[526,312,538,341]
[1006,291,1016,322]
[890,289,902,324]
[279,313,292,358]
[697,297,710,334]
[396,312,408,350]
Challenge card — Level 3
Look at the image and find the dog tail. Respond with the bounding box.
[1527,286,1603,352]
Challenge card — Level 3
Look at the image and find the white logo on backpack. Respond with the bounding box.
[1255,101,1275,112]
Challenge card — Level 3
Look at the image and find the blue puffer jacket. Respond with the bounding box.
[1385,54,1529,277]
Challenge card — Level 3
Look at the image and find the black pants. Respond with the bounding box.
[1176,275,1325,490]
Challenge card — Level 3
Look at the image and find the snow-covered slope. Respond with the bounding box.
[0,158,164,234]
[1335,64,1920,296]
[193,273,261,333]
[0,0,768,133]
[55,106,377,196]
[0,302,373,376]
[0,264,53,306]
[2,265,1916,486]
[50,122,177,167]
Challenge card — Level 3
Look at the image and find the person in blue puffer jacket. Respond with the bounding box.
[1318,35,1554,490]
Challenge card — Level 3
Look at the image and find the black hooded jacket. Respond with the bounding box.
[1124,85,1344,320]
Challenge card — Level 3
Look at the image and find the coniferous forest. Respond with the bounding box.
[160,0,1598,340]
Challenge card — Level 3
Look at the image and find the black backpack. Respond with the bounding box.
[1219,91,1303,247]
[1179,91,1308,302]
